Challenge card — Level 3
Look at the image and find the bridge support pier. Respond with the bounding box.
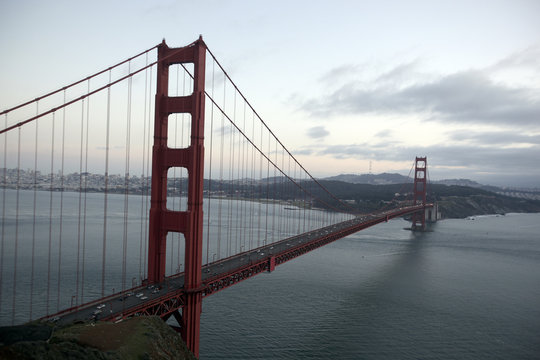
[182,291,203,352]
[148,37,206,358]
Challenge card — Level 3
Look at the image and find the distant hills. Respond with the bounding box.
[322,173,540,201]
[314,177,540,218]
[323,173,411,185]
[323,173,490,187]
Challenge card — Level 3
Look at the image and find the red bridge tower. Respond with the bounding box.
[148,37,206,356]
[411,156,427,231]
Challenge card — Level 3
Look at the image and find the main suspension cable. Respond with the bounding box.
[0,45,159,117]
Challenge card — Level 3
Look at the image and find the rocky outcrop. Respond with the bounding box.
[0,316,197,360]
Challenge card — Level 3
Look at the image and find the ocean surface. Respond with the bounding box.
[199,213,540,359]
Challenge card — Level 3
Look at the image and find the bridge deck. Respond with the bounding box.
[51,204,430,326]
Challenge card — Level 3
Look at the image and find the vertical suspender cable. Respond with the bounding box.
[228,92,236,255]
[303,171,307,233]
[283,149,287,234]
[139,59,149,282]
[139,71,146,282]
[294,162,300,233]
[81,81,91,302]
[242,102,248,251]
[30,103,39,320]
[234,96,241,253]
[271,141,278,243]
[102,70,112,297]
[206,58,215,265]
[260,119,263,247]
[217,76,225,260]
[304,169,308,229]
[57,91,67,312]
[308,177,312,231]
[11,127,21,324]
[0,114,6,317]
[140,55,149,282]
[242,102,248,252]
[237,96,244,253]
[122,62,133,291]
[265,130,270,246]
[287,156,291,235]
[143,66,153,279]
[76,97,85,306]
[249,110,256,251]
[46,113,55,317]
[279,148,285,236]
[227,94,234,256]
[290,159,294,234]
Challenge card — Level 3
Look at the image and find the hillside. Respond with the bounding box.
[307,181,540,218]
[204,178,540,218]
[322,173,540,200]
[323,173,411,185]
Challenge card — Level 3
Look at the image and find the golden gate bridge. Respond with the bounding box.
[0,37,432,357]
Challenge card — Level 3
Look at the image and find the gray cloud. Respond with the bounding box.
[374,129,394,138]
[292,148,314,156]
[375,60,420,85]
[306,126,329,139]
[318,64,359,85]
[490,45,540,72]
[448,129,540,146]
[302,66,540,128]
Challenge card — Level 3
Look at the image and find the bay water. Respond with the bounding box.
[1,189,539,359]
[199,213,540,359]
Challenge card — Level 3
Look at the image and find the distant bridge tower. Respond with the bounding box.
[411,156,427,230]
[148,37,206,357]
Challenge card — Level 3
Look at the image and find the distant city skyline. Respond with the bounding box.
[3,167,539,194]
[1,0,539,187]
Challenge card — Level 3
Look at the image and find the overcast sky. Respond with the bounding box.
[1,0,539,187]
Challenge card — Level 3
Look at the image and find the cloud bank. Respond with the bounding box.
[297,47,540,186]
[303,46,540,129]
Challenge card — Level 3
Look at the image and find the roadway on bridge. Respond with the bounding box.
[53,207,420,326]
